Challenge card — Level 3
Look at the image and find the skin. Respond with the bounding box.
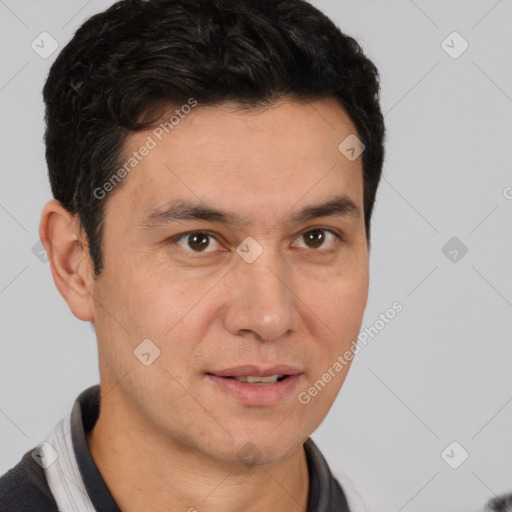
[39,96,369,512]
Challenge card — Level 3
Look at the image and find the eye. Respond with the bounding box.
[173,231,221,253]
[293,228,340,251]
[169,228,341,256]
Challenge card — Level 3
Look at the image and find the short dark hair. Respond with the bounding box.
[43,0,385,278]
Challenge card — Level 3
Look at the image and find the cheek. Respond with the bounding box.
[295,276,367,429]
[308,268,368,337]
[105,261,204,338]
[299,268,368,404]
[119,270,218,372]
[334,278,368,335]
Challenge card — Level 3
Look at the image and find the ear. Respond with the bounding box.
[39,199,95,322]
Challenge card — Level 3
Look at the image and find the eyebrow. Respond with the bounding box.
[139,194,361,231]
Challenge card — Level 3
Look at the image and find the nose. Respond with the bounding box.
[223,247,298,342]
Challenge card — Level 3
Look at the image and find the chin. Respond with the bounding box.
[206,431,304,468]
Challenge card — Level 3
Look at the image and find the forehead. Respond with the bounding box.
[106,98,364,228]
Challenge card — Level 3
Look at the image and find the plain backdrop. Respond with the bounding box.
[0,1,511,511]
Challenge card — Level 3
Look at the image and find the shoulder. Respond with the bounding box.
[0,448,58,512]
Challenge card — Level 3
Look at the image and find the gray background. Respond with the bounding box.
[1,1,511,511]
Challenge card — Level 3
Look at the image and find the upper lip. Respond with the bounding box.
[207,365,303,378]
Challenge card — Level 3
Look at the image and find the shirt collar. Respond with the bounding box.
[70,385,121,511]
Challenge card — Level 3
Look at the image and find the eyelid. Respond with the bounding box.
[291,227,341,251]
[169,226,343,255]
[171,230,223,254]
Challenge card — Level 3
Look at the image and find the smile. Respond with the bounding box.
[206,365,303,406]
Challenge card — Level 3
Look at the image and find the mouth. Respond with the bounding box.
[205,365,303,406]
[218,374,287,384]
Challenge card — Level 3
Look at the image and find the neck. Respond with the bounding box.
[85,391,310,512]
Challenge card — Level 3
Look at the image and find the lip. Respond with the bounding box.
[208,364,303,378]
[206,364,303,406]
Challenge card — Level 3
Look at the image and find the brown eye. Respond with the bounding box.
[304,229,325,249]
[294,228,338,250]
[175,232,220,253]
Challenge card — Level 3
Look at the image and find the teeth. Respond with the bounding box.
[235,375,283,384]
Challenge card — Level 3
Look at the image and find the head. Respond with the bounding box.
[40,0,385,466]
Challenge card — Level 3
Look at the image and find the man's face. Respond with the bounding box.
[89,97,369,465]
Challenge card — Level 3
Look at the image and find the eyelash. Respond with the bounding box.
[168,228,343,256]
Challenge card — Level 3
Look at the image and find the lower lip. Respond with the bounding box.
[206,374,302,406]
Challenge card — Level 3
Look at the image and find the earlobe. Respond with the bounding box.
[39,199,95,322]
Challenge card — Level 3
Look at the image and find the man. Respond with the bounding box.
[0,0,385,510]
